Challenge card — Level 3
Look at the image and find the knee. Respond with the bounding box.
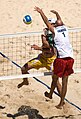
[52,74,58,80]
[21,66,25,71]
[21,66,26,74]
[21,64,28,73]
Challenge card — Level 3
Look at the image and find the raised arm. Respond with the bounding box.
[50,10,64,25]
[34,6,55,34]
[50,10,61,20]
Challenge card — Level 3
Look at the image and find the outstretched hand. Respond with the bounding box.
[50,10,57,14]
[31,44,40,50]
[34,6,42,13]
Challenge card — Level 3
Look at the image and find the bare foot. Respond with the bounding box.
[55,102,65,109]
[0,105,5,109]
[55,105,63,109]
[44,91,52,99]
[17,80,29,88]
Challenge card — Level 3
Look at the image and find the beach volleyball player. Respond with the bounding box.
[18,19,57,88]
[34,6,74,109]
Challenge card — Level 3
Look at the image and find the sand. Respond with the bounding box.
[0,0,81,119]
[0,0,81,34]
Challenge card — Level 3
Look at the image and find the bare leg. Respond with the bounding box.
[56,80,62,96]
[56,76,68,109]
[44,74,58,99]
[56,80,65,105]
[17,63,29,88]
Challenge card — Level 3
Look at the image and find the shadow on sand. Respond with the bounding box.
[7,105,54,119]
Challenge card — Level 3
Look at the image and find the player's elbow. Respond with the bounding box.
[56,20,64,26]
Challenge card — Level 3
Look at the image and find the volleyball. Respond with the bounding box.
[23,15,32,24]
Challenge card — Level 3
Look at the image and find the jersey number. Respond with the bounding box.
[62,32,66,37]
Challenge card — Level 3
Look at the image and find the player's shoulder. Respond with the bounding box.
[56,25,68,31]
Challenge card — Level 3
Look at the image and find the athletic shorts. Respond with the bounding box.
[53,57,74,77]
[27,53,56,71]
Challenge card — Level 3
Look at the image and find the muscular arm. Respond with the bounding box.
[34,6,55,35]
[50,10,61,20]
[50,10,64,25]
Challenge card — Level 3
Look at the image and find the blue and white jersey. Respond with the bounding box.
[54,25,73,58]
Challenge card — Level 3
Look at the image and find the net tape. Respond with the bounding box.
[0,72,52,80]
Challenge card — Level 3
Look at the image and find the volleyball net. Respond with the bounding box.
[0,28,81,79]
[0,31,42,76]
[0,28,81,111]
